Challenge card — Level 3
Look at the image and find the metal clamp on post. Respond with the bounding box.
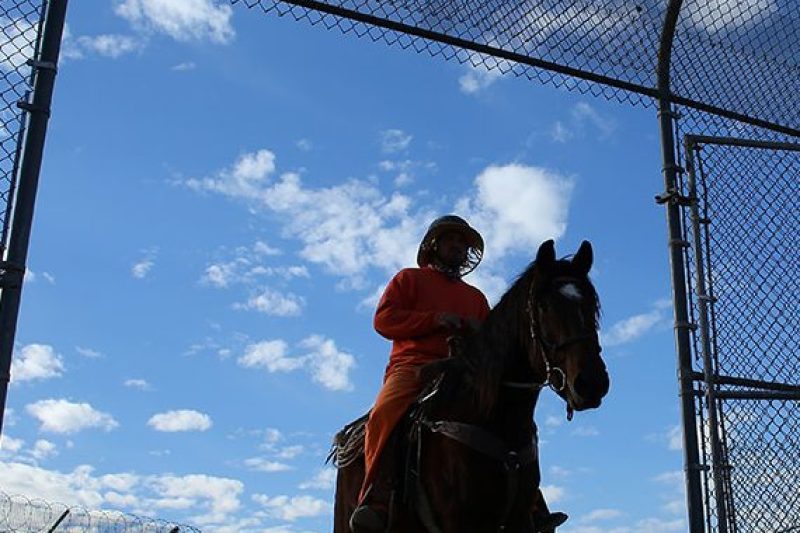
[0,260,26,289]
[655,188,693,206]
[17,98,51,117]
[26,59,58,73]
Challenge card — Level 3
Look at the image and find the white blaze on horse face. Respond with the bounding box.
[559,283,582,301]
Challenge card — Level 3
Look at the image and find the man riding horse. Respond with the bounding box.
[350,215,566,532]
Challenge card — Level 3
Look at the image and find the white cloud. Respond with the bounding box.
[172,61,196,71]
[147,410,212,432]
[185,150,576,297]
[31,439,58,460]
[456,163,573,259]
[238,336,355,391]
[253,494,331,521]
[540,484,565,504]
[299,334,355,392]
[602,300,670,347]
[186,149,276,197]
[275,445,304,459]
[296,139,313,151]
[299,468,336,490]
[132,259,154,279]
[572,102,616,138]
[201,241,302,289]
[115,0,235,44]
[459,63,502,94]
[124,378,152,390]
[77,34,141,57]
[0,462,244,527]
[580,508,623,522]
[545,415,563,428]
[26,399,118,434]
[244,457,292,473]
[551,120,573,143]
[0,435,24,455]
[76,346,102,358]
[235,288,304,316]
[571,425,600,437]
[42,272,56,284]
[379,129,412,153]
[667,424,682,451]
[11,344,64,382]
[238,340,299,372]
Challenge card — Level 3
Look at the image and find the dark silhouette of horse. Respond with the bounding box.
[331,240,610,532]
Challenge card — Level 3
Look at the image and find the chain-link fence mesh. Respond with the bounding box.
[232,0,800,133]
[678,128,800,532]
[0,489,201,532]
[0,0,41,250]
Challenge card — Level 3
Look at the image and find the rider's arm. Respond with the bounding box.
[374,270,441,340]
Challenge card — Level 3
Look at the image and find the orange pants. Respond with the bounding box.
[359,366,422,501]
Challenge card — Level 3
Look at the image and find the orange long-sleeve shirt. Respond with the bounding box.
[374,266,490,373]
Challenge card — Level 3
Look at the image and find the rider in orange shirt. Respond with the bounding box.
[350,215,567,533]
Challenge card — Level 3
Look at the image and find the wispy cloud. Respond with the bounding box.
[171,61,196,71]
[549,102,617,143]
[602,299,671,347]
[379,129,412,153]
[244,457,293,473]
[26,399,118,434]
[76,346,102,358]
[299,468,336,490]
[131,249,158,279]
[148,409,212,432]
[124,378,152,391]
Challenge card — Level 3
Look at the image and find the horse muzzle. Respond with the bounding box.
[568,367,610,411]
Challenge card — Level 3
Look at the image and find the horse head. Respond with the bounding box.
[525,239,609,413]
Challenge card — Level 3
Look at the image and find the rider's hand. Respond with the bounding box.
[436,312,462,330]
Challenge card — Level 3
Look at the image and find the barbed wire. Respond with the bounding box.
[0,489,201,532]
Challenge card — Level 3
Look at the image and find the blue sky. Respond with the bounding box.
[2,1,688,531]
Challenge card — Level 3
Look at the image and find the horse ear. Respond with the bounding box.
[572,240,593,276]
[536,240,556,268]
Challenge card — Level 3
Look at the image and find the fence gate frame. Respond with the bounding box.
[671,134,800,532]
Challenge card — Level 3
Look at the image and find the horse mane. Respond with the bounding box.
[435,255,601,417]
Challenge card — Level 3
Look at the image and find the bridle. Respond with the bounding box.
[506,277,599,396]
[415,277,599,532]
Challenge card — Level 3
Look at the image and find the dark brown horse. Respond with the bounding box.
[332,240,610,532]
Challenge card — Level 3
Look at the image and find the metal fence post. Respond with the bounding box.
[656,1,705,531]
[0,0,69,436]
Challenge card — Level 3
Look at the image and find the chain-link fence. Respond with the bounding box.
[228,2,800,532]
[232,0,800,135]
[679,133,800,533]
[0,0,42,250]
[0,489,201,532]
